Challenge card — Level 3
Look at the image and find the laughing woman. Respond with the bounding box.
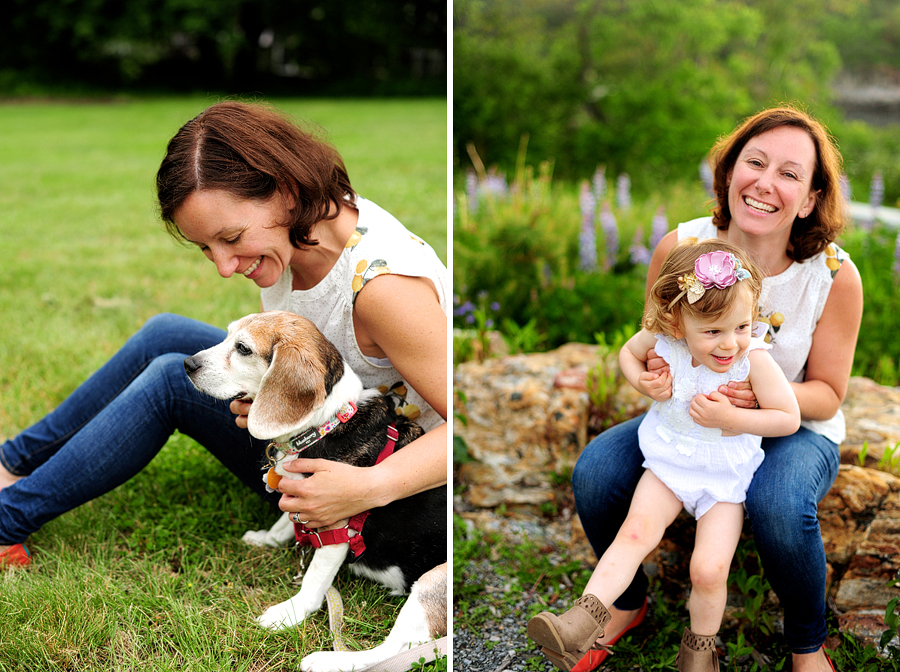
[0,101,448,567]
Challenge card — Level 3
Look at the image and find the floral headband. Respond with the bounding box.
[668,250,751,309]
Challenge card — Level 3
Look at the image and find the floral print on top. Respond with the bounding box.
[260,197,448,432]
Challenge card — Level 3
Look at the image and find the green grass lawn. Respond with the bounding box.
[0,96,447,670]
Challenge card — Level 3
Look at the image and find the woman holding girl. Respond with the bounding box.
[569,106,862,672]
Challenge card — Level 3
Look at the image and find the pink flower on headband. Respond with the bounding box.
[694,250,740,289]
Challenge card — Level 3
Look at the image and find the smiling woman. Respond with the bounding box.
[0,101,449,662]
[569,106,861,672]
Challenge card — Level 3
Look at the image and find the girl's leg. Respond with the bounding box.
[0,314,275,545]
[572,414,648,610]
[745,429,839,655]
[688,502,744,636]
[584,470,683,605]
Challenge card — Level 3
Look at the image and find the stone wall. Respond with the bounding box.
[454,344,900,646]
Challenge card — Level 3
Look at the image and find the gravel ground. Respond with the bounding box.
[454,557,561,672]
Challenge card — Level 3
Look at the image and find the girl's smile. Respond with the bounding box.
[675,288,755,374]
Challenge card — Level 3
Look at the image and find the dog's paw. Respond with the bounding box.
[256,599,312,630]
[242,529,280,547]
[300,650,367,672]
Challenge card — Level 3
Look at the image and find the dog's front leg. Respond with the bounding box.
[300,563,448,672]
[257,543,349,630]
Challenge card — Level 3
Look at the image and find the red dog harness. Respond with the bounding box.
[293,424,399,558]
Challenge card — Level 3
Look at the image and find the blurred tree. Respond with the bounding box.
[454,0,862,190]
[0,0,446,95]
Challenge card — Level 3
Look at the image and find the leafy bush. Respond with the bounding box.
[454,164,900,386]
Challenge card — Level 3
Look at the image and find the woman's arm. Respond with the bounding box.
[277,272,447,527]
[793,258,863,421]
[690,349,800,437]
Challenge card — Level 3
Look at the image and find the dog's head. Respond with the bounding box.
[184,311,350,440]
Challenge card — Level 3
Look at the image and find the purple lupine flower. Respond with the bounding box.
[466,169,479,213]
[893,230,900,284]
[454,300,475,317]
[650,206,669,250]
[483,170,509,199]
[616,173,631,210]
[868,171,884,229]
[699,159,714,198]
[629,226,651,266]
[579,180,598,271]
[599,201,619,271]
[839,173,852,204]
[592,166,606,203]
[490,301,501,312]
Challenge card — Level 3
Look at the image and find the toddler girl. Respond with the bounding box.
[527,238,800,672]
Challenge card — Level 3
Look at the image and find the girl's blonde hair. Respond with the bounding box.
[643,238,764,337]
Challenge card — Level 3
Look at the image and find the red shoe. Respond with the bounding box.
[0,543,31,568]
[570,598,648,672]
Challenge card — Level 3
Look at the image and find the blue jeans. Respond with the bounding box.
[0,313,277,545]
[572,414,839,654]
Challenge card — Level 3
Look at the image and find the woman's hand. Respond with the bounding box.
[716,380,758,409]
[645,347,670,376]
[640,370,672,402]
[277,458,381,528]
[230,399,252,429]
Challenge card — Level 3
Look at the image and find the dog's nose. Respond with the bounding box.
[183,356,202,375]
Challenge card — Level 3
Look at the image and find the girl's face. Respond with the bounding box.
[727,125,818,239]
[675,287,755,373]
[174,189,296,289]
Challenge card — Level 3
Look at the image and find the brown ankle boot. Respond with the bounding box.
[675,627,719,672]
[527,594,612,671]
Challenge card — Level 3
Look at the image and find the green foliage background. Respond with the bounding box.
[454,0,900,202]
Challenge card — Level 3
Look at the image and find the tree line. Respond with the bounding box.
[454,0,900,200]
[1,0,446,96]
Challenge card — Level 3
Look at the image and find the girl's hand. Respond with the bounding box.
[716,380,758,409]
[276,458,379,529]
[230,399,252,429]
[640,370,672,402]
[689,390,734,428]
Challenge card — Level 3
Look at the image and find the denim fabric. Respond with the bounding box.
[572,414,839,654]
[0,313,277,545]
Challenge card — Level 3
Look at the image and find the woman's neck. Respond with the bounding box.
[720,226,793,277]
[290,204,359,291]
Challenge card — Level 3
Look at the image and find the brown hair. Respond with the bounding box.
[156,101,355,248]
[644,238,764,337]
[709,105,846,262]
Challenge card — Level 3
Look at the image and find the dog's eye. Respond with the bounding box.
[235,342,253,356]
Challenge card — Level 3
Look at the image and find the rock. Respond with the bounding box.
[840,376,900,468]
[454,342,647,509]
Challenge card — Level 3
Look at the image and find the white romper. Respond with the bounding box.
[638,334,770,519]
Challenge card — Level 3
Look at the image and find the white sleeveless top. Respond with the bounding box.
[260,197,448,432]
[678,217,848,444]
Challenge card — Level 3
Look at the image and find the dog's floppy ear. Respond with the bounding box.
[247,340,326,439]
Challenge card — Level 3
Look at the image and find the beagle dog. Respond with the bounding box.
[184,311,447,672]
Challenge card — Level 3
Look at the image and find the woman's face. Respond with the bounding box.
[174,189,295,288]
[727,125,818,240]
